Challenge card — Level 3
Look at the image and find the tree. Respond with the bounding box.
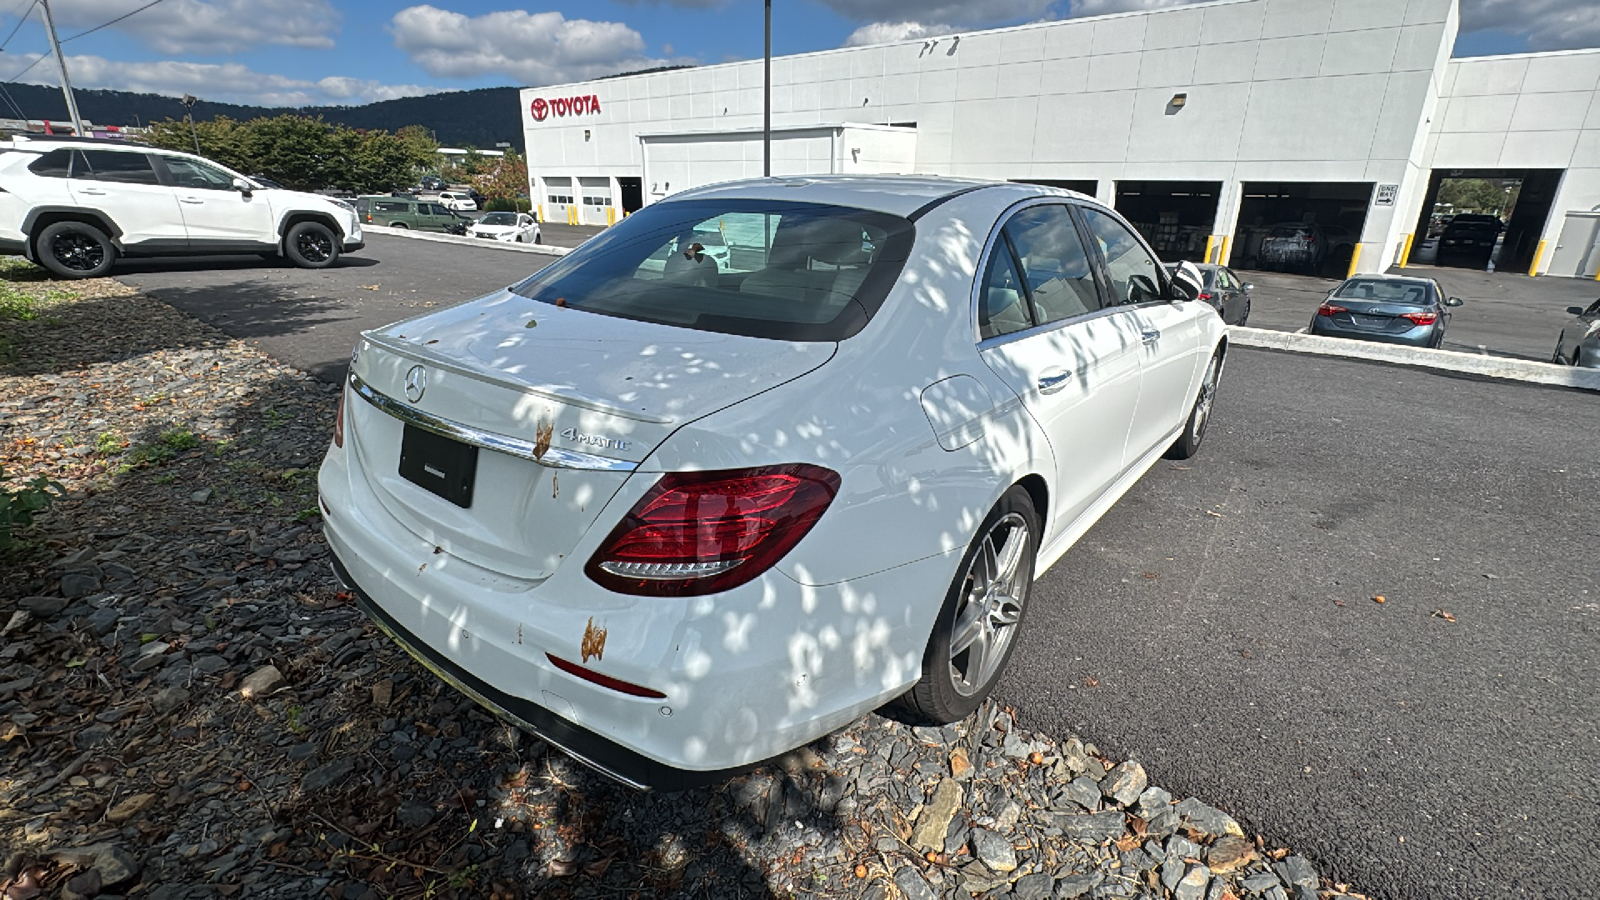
[470,151,529,202]
[140,114,439,193]
[1438,178,1519,216]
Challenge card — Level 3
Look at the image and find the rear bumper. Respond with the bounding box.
[329,552,734,791]
[1309,319,1437,347]
[343,238,365,252]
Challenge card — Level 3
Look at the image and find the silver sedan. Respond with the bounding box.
[1553,299,1600,368]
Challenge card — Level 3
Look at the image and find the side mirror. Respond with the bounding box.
[1445,297,1464,307]
[1241,283,1255,292]
[1169,260,1203,303]
[1567,306,1586,315]
[231,177,253,195]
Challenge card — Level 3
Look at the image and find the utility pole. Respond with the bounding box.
[764,0,771,176]
[181,94,201,155]
[37,0,84,136]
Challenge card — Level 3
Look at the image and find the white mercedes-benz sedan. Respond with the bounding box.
[318,176,1225,790]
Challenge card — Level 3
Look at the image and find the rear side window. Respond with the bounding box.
[163,157,234,190]
[511,199,914,341]
[76,150,158,185]
[28,148,72,178]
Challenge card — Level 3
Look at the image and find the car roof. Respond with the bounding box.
[664,174,1095,219]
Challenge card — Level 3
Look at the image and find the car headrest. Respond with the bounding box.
[768,217,868,268]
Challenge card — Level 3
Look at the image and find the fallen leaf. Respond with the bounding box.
[547,859,577,877]
[1083,677,1099,688]
[583,857,613,878]
[1332,599,1346,607]
[1205,510,1224,518]
[1116,833,1141,852]
[1372,595,1387,604]
[1431,609,1457,623]
[359,284,380,291]
[1239,649,1252,659]
[1141,572,1158,580]
[854,864,868,879]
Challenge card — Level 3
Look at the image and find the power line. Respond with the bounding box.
[5,51,46,84]
[0,81,26,120]
[0,0,38,53]
[63,0,167,43]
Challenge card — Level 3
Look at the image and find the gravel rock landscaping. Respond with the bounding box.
[0,270,1366,899]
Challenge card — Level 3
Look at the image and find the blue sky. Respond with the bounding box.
[1,0,1595,109]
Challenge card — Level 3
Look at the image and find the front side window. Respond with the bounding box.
[164,157,235,190]
[76,150,158,185]
[511,199,914,341]
[1082,208,1164,305]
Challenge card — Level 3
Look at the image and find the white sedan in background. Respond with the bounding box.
[469,211,541,244]
[319,176,1224,790]
[437,190,478,212]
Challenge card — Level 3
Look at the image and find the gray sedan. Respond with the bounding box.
[1552,299,1600,368]
[1165,263,1253,325]
[1308,274,1463,348]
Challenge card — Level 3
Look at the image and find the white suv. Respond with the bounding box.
[0,137,364,279]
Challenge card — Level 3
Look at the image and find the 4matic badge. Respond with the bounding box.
[560,427,629,452]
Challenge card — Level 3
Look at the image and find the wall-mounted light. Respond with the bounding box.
[584,129,592,141]
[1169,93,1188,109]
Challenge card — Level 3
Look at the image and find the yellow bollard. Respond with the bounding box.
[1399,233,1414,268]
[1527,240,1546,277]
[1220,235,1231,266]
[1346,243,1363,280]
[1203,235,1216,264]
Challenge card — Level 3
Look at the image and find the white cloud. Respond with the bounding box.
[43,0,339,54]
[390,5,682,87]
[818,0,1057,27]
[844,21,958,47]
[18,54,429,108]
[1460,0,1600,50]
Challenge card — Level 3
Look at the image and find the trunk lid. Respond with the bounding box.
[1328,299,1429,333]
[344,289,835,580]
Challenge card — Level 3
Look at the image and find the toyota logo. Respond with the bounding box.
[529,98,548,122]
[404,365,427,403]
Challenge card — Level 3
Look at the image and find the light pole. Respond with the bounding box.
[763,0,771,177]
[180,94,201,156]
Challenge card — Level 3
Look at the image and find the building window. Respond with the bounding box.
[582,196,610,207]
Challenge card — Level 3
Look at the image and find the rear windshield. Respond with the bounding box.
[510,199,915,341]
[1446,222,1497,234]
[1334,279,1434,305]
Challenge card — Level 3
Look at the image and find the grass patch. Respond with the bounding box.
[159,427,200,450]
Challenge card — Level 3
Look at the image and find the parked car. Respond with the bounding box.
[319,176,1225,789]
[1309,274,1462,348]
[1437,216,1501,267]
[438,190,477,212]
[1257,222,1354,274]
[1552,299,1600,368]
[354,195,467,232]
[469,211,540,244]
[0,136,362,278]
[1164,262,1252,325]
[417,175,445,192]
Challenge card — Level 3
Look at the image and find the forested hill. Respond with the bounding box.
[0,84,524,147]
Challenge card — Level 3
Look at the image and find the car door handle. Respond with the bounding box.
[180,197,204,204]
[76,187,107,196]
[1037,370,1071,394]
[1141,329,1161,344]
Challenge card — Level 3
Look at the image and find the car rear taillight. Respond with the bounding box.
[333,387,345,448]
[1197,292,1214,303]
[586,464,840,597]
[1317,303,1347,317]
[1400,311,1437,326]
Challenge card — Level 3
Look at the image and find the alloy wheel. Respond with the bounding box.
[296,231,333,263]
[948,511,1030,696]
[1193,356,1219,440]
[51,233,104,272]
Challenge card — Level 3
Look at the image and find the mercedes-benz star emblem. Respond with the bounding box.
[404,365,427,403]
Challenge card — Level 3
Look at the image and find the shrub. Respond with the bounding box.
[0,467,61,551]
[485,197,517,212]
[514,197,532,213]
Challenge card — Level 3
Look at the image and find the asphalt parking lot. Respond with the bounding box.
[112,234,1599,899]
[1232,263,1597,362]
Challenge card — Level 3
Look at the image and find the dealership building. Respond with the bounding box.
[521,0,1600,278]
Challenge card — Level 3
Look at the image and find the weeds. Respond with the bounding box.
[0,467,63,552]
[95,431,126,456]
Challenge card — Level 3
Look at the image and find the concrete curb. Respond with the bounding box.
[1229,326,1600,393]
[365,224,571,257]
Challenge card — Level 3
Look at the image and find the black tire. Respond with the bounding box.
[1552,340,1567,365]
[1236,298,1250,327]
[1166,347,1223,460]
[390,222,409,229]
[534,233,542,245]
[893,486,1039,724]
[285,221,339,269]
[35,221,115,279]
